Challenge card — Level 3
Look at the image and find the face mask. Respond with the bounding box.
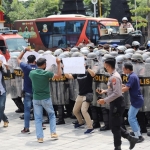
[126,74,129,77]
[118,52,124,54]
[104,68,107,72]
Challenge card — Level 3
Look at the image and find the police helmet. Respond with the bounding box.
[80,49,90,56]
[58,52,70,59]
[145,52,150,56]
[54,49,63,57]
[110,51,118,57]
[102,54,115,62]
[96,49,109,57]
[132,41,140,47]
[43,50,52,55]
[71,52,83,57]
[142,54,149,62]
[80,47,89,51]
[122,17,128,21]
[38,50,44,54]
[87,52,97,60]
[71,47,79,53]
[116,55,127,63]
[131,53,143,62]
[93,48,99,53]
[117,46,127,52]
[125,53,133,59]
[135,50,144,55]
[145,57,150,63]
[125,48,135,54]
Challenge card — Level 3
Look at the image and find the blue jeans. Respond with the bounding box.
[33,98,56,139]
[0,92,8,122]
[128,105,140,132]
[24,92,32,129]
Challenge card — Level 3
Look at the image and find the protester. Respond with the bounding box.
[122,62,144,143]
[17,47,37,133]
[65,60,96,134]
[29,57,61,143]
[0,58,10,127]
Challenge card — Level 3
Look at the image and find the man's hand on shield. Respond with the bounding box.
[56,58,61,65]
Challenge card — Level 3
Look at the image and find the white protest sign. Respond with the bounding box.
[62,57,85,74]
[23,51,40,62]
[41,54,57,70]
[0,54,7,65]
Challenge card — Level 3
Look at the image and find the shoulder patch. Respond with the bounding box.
[112,78,116,85]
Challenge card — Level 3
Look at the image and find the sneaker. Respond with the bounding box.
[51,133,58,139]
[74,123,84,128]
[21,128,30,134]
[38,138,43,143]
[42,124,46,130]
[84,129,94,134]
[3,121,9,128]
[137,136,144,143]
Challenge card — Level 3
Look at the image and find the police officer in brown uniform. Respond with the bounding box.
[97,58,138,150]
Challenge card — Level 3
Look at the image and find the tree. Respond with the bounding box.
[3,0,59,23]
[129,0,150,39]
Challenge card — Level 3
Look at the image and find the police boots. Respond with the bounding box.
[90,106,100,129]
[56,105,65,125]
[127,135,138,149]
[114,146,121,150]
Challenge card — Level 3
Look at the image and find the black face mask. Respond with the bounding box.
[104,68,107,72]
[118,52,124,54]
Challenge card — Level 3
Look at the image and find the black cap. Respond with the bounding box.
[36,58,46,66]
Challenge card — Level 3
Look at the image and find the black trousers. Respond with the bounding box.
[109,96,129,147]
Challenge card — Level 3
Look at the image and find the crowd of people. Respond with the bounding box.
[0,38,150,150]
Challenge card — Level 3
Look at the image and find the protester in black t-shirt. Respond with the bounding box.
[65,69,95,134]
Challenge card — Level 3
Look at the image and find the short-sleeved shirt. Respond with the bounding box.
[20,62,37,94]
[126,72,144,108]
[29,69,54,100]
[104,70,122,103]
[73,71,93,96]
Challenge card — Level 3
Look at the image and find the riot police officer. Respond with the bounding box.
[97,58,138,150]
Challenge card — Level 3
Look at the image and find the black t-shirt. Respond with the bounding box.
[73,71,93,96]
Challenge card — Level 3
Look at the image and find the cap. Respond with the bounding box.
[36,58,46,66]
[112,44,118,47]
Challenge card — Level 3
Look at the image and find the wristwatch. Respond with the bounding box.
[23,48,26,53]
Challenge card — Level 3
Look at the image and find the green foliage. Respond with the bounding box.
[3,0,59,23]
[129,0,150,28]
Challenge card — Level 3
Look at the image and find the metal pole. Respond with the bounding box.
[99,0,102,17]
[94,4,96,17]
[135,0,137,30]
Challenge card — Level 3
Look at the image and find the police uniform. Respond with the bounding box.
[103,70,132,149]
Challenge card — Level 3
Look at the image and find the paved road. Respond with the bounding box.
[1,95,150,150]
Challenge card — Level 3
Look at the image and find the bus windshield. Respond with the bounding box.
[5,38,27,51]
[106,26,119,33]
[36,20,85,48]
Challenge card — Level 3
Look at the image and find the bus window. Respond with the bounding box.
[66,21,85,47]
[36,21,85,48]
[86,21,100,45]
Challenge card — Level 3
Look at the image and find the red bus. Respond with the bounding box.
[14,14,119,51]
